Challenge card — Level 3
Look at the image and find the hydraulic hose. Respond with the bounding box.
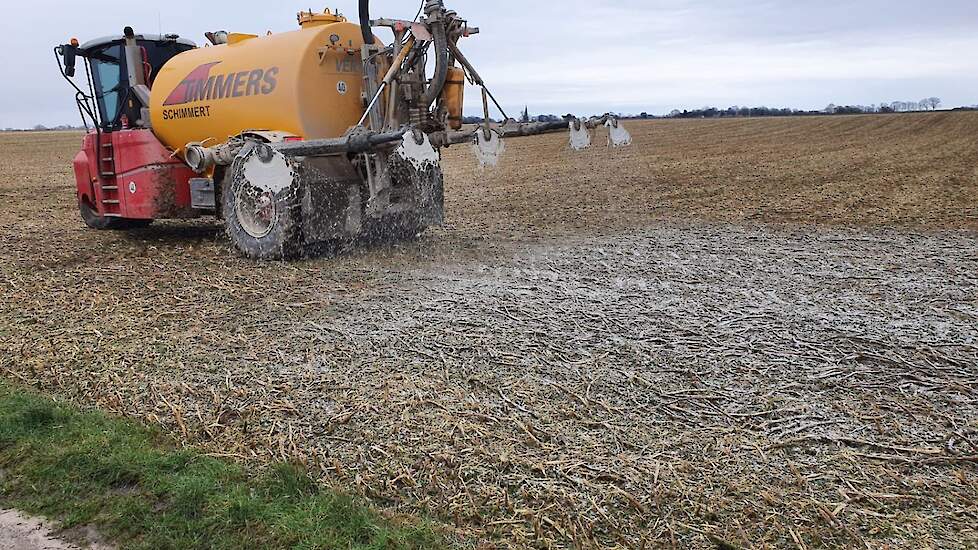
[359,0,374,45]
[419,0,449,109]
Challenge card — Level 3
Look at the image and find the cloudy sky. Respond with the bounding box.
[1,0,976,128]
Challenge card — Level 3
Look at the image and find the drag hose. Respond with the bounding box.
[359,0,374,45]
[419,1,449,108]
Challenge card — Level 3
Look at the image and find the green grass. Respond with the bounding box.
[0,383,446,549]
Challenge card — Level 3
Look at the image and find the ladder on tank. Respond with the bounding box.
[98,140,122,217]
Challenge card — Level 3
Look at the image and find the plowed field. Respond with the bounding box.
[2,112,977,548]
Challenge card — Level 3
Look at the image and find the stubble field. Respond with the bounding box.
[1,112,977,548]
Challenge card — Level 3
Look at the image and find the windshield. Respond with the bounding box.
[89,45,123,127]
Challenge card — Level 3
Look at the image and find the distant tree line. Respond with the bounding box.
[461,116,497,124]
[3,124,86,132]
[461,113,571,124]
[666,98,946,119]
[669,107,814,118]
[826,98,941,114]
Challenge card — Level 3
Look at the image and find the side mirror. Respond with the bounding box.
[62,45,77,77]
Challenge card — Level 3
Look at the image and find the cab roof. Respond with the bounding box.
[80,33,196,50]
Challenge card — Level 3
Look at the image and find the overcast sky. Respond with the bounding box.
[1,0,976,128]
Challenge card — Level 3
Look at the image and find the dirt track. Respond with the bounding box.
[1,113,977,548]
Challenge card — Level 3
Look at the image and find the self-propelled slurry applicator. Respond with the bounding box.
[55,1,631,259]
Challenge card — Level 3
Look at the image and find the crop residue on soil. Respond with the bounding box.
[1,114,977,548]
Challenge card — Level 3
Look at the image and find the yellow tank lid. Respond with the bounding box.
[297,8,346,28]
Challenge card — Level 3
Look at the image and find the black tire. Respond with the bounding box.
[364,212,424,243]
[79,200,153,230]
[222,144,303,260]
[364,159,444,243]
[391,213,425,240]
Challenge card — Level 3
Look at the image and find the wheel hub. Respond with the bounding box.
[235,182,278,239]
[232,144,298,240]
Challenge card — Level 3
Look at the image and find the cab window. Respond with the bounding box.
[141,40,195,86]
[89,45,124,128]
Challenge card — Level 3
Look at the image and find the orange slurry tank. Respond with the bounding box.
[150,11,372,154]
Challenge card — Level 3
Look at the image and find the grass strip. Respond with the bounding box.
[0,382,445,549]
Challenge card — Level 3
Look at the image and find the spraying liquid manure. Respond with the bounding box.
[54,2,632,260]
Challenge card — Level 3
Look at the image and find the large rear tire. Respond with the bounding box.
[222,143,303,260]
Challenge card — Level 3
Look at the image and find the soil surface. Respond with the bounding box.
[1,113,977,548]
